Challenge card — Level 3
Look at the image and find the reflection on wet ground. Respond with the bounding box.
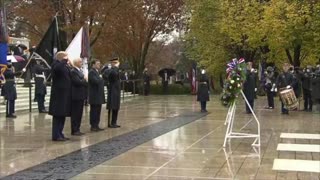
[1,95,319,179]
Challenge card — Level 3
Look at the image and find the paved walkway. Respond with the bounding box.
[0,95,319,179]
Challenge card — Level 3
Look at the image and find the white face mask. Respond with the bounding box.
[108,64,112,69]
[201,70,206,74]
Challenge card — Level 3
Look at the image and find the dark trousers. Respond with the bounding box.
[281,101,289,114]
[200,101,207,111]
[52,116,66,140]
[163,82,168,94]
[6,100,15,115]
[246,99,254,113]
[90,104,102,128]
[266,91,274,108]
[36,94,45,112]
[303,89,313,110]
[110,109,119,125]
[71,100,84,133]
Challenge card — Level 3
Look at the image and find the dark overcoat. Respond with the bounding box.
[71,68,88,101]
[197,74,210,102]
[243,71,256,101]
[107,67,121,110]
[33,64,50,95]
[88,69,105,105]
[48,60,72,117]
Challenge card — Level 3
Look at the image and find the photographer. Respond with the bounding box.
[301,66,313,112]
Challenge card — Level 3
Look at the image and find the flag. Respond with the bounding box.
[65,25,91,76]
[0,1,8,81]
[66,27,83,61]
[35,16,61,65]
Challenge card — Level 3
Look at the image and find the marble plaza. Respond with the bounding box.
[0,95,319,180]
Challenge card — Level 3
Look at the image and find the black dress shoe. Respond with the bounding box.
[52,138,66,142]
[6,114,17,118]
[91,128,99,132]
[109,125,121,128]
[39,110,48,113]
[63,137,70,141]
[72,132,85,136]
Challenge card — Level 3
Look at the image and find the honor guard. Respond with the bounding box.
[33,59,50,113]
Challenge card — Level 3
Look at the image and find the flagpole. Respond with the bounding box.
[17,53,51,83]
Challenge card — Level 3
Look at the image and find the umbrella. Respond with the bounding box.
[158,68,176,78]
[7,55,26,63]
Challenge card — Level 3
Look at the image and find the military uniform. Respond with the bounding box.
[276,72,293,114]
[301,70,313,111]
[33,63,50,113]
[143,71,151,96]
[197,74,210,112]
[3,68,21,118]
[243,70,257,113]
[107,66,121,128]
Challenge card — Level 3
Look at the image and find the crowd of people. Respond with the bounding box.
[243,62,320,115]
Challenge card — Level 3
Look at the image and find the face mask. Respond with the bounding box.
[201,70,206,74]
[307,69,310,73]
[108,64,112,69]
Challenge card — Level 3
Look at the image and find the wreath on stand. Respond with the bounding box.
[221,58,247,107]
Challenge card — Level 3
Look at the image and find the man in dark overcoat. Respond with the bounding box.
[70,58,88,135]
[243,62,257,114]
[49,51,72,141]
[107,57,121,128]
[33,59,50,113]
[88,59,105,132]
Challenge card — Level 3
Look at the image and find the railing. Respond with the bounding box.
[1,79,143,113]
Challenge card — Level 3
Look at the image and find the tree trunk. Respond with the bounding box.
[293,44,301,67]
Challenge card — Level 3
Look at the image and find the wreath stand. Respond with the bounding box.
[223,90,261,149]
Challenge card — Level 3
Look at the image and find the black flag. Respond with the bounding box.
[35,17,61,65]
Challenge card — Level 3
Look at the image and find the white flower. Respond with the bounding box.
[230,80,235,84]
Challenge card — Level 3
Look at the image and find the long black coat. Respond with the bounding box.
[33,64,50,95]
[107,67,121,110]
[3,69,19,100]
[197,74,210,102]
[71,68,88,101]
[276,72,293,89]
[312,77,320,100]
[48,60,72,117]
[243,71,256,101]
[88,69,105,105]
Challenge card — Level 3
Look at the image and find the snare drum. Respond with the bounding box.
[279,88,298,110]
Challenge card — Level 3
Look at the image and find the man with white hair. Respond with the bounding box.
[70,58,87,136]
[49,51,72,141]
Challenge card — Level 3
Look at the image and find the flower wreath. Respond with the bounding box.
[221,58,246,107]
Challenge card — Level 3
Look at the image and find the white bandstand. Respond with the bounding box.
[223,90,261,149]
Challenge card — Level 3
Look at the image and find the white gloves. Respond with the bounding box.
[286,85,291,89]
[274,88,278,92]
[22,68,26,72]
[255,88,257,92]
